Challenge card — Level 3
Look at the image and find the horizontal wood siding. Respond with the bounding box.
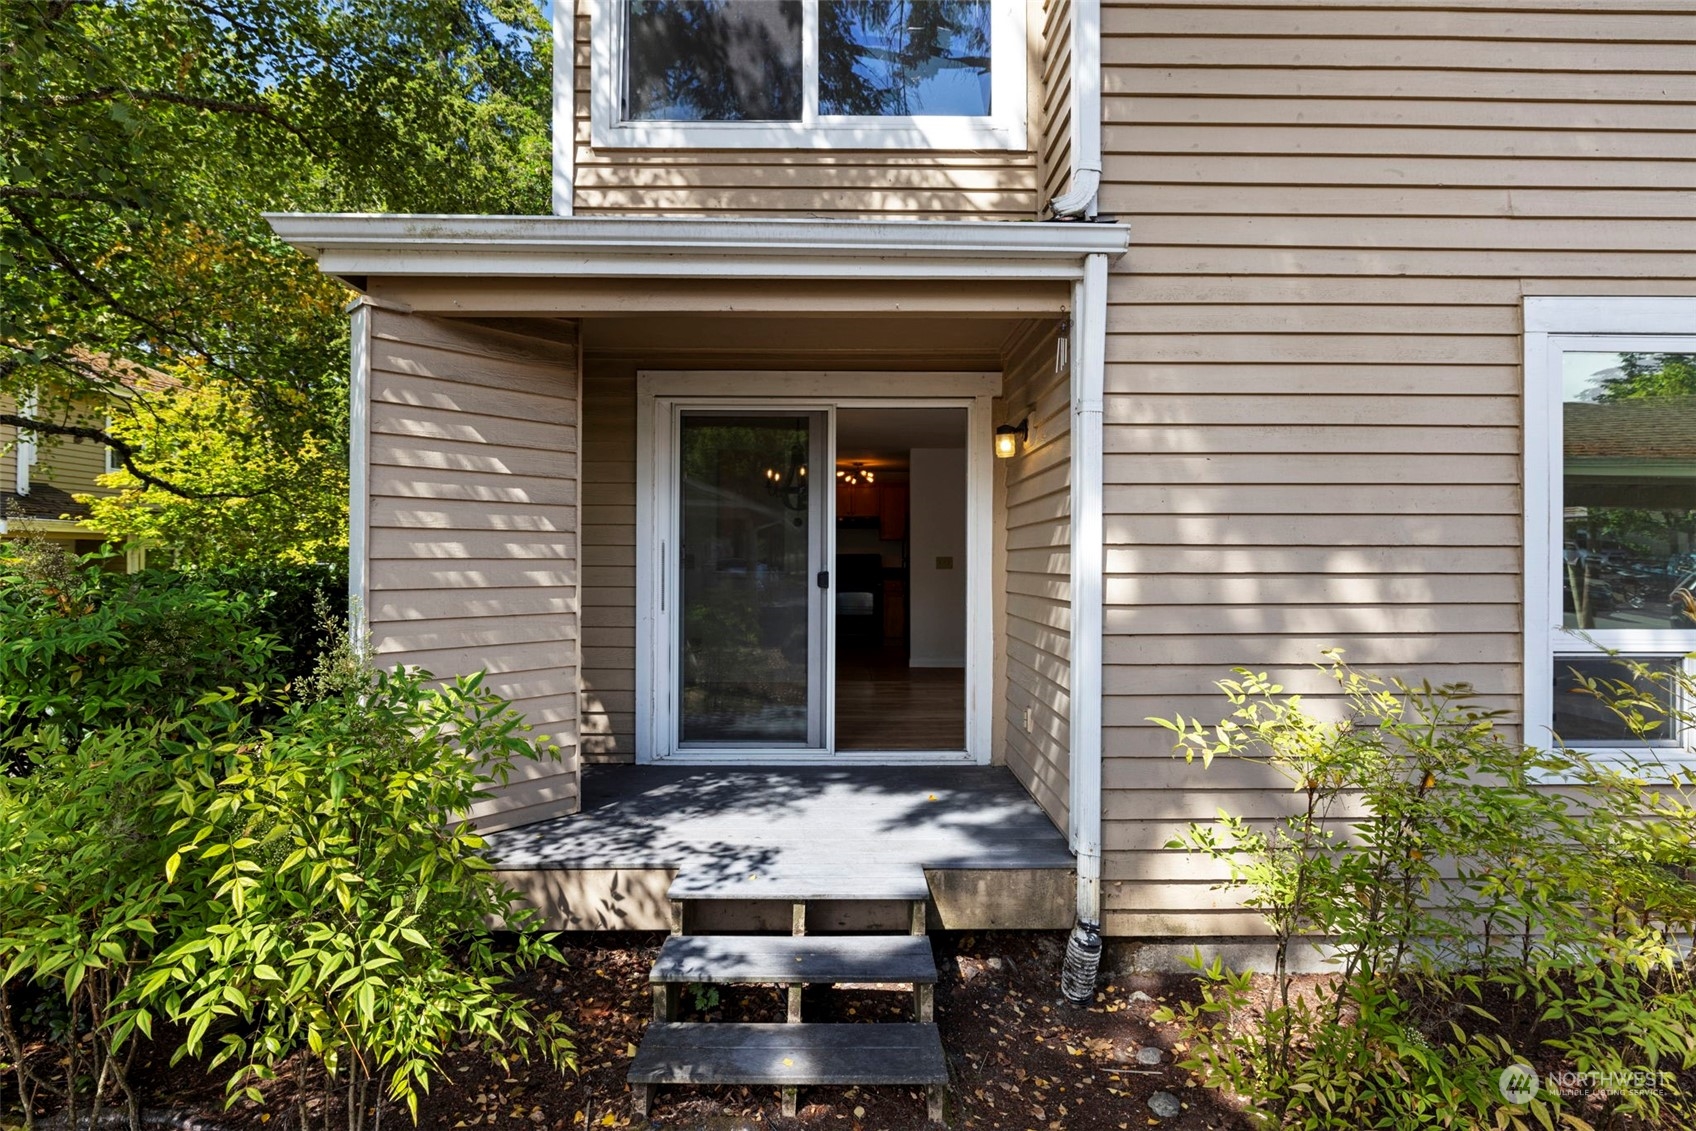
[1098,0,1696,937]
[1038,0,1074,209]
[570,2,1041,219]
[999,321,1072,834]
[580,358,638,761]
[366,310,582,828]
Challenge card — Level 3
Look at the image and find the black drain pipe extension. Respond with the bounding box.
[1061,919,1103,1005]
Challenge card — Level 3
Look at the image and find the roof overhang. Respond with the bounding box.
[264,214,1130,283]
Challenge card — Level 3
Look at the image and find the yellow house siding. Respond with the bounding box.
[1098,0,1696,936]
[569,1,1044,219]
[364,310,582,828]
[998,320,1072,833]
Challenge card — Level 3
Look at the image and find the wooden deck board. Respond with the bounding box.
[483,766,1075,886]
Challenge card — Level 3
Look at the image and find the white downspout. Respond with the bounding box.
[346,299,373,641]
[550,0,575,216]
[1048,0,1102,220]
[1069,254,1108,928]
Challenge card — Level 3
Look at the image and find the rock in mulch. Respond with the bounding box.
[1136,1045,1164,1065]
[1149,1090,1183,1120]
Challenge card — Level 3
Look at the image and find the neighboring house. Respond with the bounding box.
[268,0,1696,962]
[0,391,136,566]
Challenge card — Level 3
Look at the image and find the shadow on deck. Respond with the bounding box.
[484,765,1076,932]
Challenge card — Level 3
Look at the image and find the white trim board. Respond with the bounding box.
[634,371,998,767]
[1521,295,1696,774]
[264,214,1130,281]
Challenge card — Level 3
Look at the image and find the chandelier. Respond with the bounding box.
[836,463,875,487]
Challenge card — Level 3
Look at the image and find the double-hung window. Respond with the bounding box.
[1524,297,1696,768]
[590,0,1026,149]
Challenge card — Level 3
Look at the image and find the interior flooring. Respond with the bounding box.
[834,646,966,751]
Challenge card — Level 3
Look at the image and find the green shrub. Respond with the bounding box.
[1152,653,1696,1130]
[127,637,574,1126]
[0,539,283,752]
[185,560,349,683]
[0,545,573,1129]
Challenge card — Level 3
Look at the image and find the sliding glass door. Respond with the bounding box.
[674,411,829,749]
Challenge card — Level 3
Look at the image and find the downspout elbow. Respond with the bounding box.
[1048,166,1101,220]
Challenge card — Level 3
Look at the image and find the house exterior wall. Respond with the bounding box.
[997,321,1072,834]
[568,0,1049,219]
[1095,0,1696,937]
[363,309,583,828]
[1037,0,1072,208]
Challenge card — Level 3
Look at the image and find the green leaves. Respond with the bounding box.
[1154,654,1696,1128]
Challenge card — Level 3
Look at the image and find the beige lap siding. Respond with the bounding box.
[998,321,1072,833]
[569,2,1044,220]
[1099,0,1696,937]
[365,310,582,828]
[1038,0,1074,210]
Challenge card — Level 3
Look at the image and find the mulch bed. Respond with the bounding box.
[15,931,1685,1130]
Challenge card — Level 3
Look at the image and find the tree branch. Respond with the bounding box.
[1,413,245,501]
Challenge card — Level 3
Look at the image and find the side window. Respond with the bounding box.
[592,0,1025,149]
[1525,298,1696,763]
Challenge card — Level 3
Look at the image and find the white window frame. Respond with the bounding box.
[588,0,1027,150]
[1523,296,1696,770]
[103,415,120,475]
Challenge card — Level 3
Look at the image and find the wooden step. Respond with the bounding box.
[651,934,938,986]
[667,865,930,903]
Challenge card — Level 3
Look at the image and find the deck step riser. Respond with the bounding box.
[650,935,938,987]
[629,1022,947,1087]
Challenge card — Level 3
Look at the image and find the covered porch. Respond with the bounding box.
[266,214,1126,930]
[483,764,1075,932]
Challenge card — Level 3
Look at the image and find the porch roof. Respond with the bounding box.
[263,213,1130,282]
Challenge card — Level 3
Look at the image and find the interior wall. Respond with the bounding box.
[908,447,969,667]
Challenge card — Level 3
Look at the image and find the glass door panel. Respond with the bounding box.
[677,412,825,747]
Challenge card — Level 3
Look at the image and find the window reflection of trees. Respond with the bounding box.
[1564,353,1696,630]
[625,0,992,122]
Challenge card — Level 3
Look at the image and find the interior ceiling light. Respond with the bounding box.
[836,462,875,486]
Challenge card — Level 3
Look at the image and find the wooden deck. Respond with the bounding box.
[485,765,1075,931]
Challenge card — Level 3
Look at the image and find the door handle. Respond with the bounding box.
[817,570,830,589]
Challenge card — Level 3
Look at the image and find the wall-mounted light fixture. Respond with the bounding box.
[994,418,1029,459]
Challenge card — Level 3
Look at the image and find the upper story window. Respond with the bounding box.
[1524,297,1696,771]
[590,0,1027,150]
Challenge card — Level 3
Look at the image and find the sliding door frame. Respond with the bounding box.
[635,370,999,766]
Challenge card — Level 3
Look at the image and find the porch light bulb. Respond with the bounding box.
[994,419,1029,459]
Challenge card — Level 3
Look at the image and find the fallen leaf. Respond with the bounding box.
[624,1042,637,1057]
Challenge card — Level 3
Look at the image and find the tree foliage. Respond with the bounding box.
[2,0,552,560]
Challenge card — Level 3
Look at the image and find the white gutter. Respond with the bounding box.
[550,1,574,216]
[1069,253,1108,923]
[264,214,1129,281]
[1048,0,1102,220]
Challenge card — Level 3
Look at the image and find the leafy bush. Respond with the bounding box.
[1152,653,1696,1130]
[0,539,283,752]
[132,644,573,1124]
[0,543,573,1130]
[185,559,349,683]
